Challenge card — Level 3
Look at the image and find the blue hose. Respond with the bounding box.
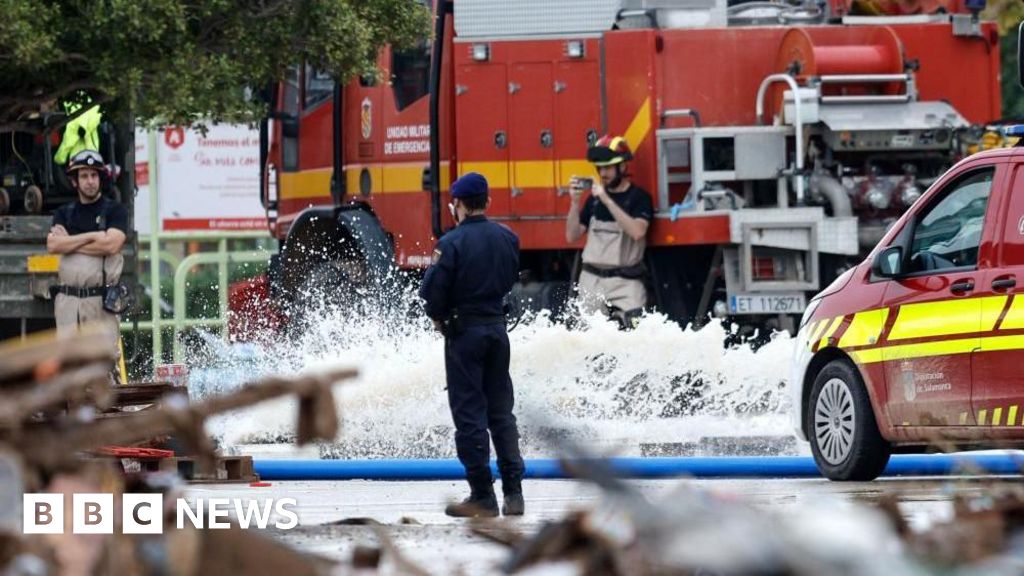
[253,454,1024,481]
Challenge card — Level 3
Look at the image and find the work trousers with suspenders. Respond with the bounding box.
[577,217,647,319]
[54,252,123,358]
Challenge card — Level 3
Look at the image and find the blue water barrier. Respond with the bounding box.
[253,454,1024,481]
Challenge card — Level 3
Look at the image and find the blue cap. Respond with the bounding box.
[451,172,488,198]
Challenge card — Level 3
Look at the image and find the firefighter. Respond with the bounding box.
[46,150,128,369]
[566,135,653,328]
[419,172,525,518]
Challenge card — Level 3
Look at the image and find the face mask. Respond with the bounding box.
[448,201,460,224]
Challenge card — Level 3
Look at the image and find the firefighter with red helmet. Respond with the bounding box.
[566,135,653,328]
[46,150,128,369]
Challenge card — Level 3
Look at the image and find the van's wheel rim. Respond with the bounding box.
[814,377,855,465]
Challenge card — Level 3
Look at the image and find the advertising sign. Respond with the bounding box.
[134,125,266,234]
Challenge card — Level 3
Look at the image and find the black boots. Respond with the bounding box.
[445,483,499,518]
[446,477,526,517]
[501,477,524,516]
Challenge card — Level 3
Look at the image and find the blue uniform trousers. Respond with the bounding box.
[444,323,525,487]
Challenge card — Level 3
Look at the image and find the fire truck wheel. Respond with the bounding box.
[807,359,891,481]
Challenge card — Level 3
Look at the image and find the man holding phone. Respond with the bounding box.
[565,135,653,328]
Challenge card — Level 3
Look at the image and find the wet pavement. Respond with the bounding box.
[189,475,1024,572]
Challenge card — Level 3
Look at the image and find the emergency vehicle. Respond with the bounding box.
[254,0,1001,334]
[793,118,1024,480]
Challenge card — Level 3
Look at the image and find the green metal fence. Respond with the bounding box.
[121,131,276,369]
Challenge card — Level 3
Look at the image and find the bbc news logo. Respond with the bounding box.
[23,494,298,534]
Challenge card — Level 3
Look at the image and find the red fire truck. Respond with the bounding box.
[251,0,1001,334]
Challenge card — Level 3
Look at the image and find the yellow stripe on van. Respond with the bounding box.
[999,295,1024,330]
[1010,405,1019,426]
[959,412,969,425]
[978,409,988,426]
[850,348,883,364]
[851,333,1024,365]
[977,334,1024,353]
[993,407,1003,426]
[818,316,844,349]
[838,308,888,348]
[888,298,982,341]
[808,319,831,346]
[982,296,1009,331]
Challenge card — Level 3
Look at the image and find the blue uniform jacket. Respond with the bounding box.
[419,215,520,320]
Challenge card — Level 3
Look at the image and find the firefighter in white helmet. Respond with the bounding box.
[566,135,653,328]
[47,150,129,370]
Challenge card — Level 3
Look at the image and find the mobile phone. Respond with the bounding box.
[576,177,593,190]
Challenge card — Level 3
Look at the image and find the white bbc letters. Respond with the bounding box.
[123,494,164,534]
[22,494,63,534]
[73,494,114,534]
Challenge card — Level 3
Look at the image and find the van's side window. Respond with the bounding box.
[908,168,994,273]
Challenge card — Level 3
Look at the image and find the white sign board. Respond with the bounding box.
[133,125,266,234]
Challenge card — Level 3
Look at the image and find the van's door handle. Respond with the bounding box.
[992,277,1017,291]
[950,279,975,294]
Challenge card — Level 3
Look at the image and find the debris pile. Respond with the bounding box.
[476,459,1024,576]
[0,326,355,575]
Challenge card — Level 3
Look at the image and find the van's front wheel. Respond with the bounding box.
[808,360,891,481]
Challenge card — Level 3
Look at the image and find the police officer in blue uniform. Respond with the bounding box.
[419,172,525,517]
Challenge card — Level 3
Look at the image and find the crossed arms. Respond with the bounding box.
[47,226,126,256]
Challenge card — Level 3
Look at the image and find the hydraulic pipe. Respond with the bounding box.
[756,74,805,205]
[253,454,1024,481]
[809,173,852,217]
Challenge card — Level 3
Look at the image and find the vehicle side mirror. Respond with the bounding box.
[873,246,903,278]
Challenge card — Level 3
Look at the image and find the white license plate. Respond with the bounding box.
[729,293,807,314]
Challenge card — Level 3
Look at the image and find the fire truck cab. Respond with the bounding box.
[793,136,1024,481]
[259,0,1000,335]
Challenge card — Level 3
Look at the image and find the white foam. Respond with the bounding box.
[191,287,798,458]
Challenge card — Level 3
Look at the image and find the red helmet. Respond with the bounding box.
[587,135,633,167]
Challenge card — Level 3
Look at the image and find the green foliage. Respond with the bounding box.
[984,2,1024,119]
[0,0,431,130]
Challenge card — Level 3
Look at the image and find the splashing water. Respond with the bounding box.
[190,283,800,459]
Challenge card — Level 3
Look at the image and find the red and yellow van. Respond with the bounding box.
[792,143,1024,480]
